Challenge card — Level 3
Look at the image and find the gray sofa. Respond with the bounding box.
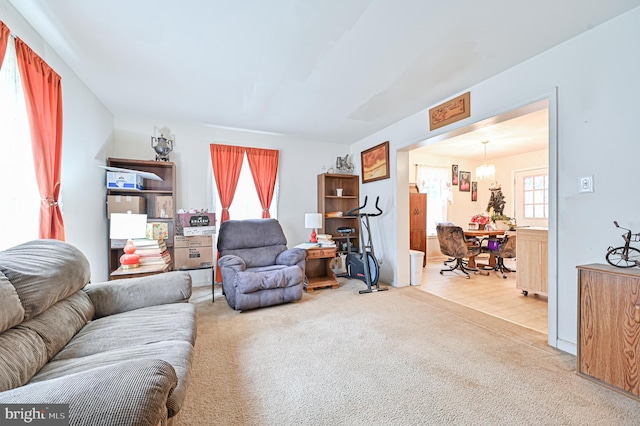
[217,218,305,311]
[0,239,196,426]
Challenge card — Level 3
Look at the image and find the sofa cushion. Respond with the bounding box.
[0,359,178,426]
[0,270,24,334]
[54,303,196,359]
[29,302,196,417]
[30,340,193,418]
[0,239,90,321]
[0,327,47,392]
[0,291,94,392]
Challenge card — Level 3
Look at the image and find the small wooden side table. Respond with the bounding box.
[304,247,338,292]
[110,263,171,280]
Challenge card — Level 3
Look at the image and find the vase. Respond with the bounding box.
[495,220,510,231]
[478,224,486,230]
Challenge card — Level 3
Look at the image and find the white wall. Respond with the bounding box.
[1,0,115,282]
[112,116,349,251]
[350,6,640,354]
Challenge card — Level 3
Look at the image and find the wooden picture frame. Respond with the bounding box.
[459,171,471,192]
[361,141,390,183]
[452,164,459,185]
[471,181,478,201]
[429,92,471,131]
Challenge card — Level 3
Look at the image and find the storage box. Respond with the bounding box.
[106,171,144,190]
[147,195,174,219]
[174,235,213,269]
[146,222,170,240]
[183,226,216,236]
[177,212,215,228]
[107,195,146,218]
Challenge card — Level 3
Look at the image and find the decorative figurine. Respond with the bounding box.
[336,154,354,174]
[151,126,175,162]
[486,182,505,216]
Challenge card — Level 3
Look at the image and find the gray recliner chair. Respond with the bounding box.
[217,218,305,311]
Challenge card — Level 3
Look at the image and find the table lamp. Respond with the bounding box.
[110,212,148,269]
[305,213,323,243]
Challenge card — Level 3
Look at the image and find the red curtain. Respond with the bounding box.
[15,38,65,240]
[210,144,244,282]
[210,144,245,223]
[246,147,279,218]
[0,22,9,69]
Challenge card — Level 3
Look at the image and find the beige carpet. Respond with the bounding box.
[179,280,639,425]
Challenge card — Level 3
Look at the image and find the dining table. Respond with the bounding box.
[463,229,506,269]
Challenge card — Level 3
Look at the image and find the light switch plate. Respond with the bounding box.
[579,176,594,193]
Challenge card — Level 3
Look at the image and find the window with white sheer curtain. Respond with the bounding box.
[0,39,39,250]
[415,165,450,236]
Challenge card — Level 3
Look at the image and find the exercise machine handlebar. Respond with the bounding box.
[345,196,382,217]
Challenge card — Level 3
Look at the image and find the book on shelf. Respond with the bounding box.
[316,234,336,247]
[132,238,167,252]
[139,250,171,265]
[318,242,336,247]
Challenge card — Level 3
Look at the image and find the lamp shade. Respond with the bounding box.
[475,164,496,181]
[110,213,148,239]
[476,140,496,181]
[305,213,322,229]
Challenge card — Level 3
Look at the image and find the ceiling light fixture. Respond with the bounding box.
[475,140,496,181]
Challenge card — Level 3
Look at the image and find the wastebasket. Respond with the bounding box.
[409,250,425,286]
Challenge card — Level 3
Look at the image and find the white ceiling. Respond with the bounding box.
[8,0,640,145]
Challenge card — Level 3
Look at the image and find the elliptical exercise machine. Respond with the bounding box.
[336,196,388,294]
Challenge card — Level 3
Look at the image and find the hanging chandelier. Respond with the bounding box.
[475,141,496,181]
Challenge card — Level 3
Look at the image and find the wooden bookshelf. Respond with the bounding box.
[317,173,359,254]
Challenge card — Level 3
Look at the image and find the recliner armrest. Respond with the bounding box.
[218,255,247,272]
[276,248,306,267]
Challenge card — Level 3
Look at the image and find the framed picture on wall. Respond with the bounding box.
[459,171,470,192]
[361,141,390,183]
[471,181,478,201]
[452,164,459,185]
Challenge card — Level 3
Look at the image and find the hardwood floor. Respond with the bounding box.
[418,254,548,334]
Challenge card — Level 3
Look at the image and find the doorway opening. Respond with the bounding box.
[409,99,550,334]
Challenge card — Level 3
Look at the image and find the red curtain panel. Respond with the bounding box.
[15,38,65,241]
[0,22,9,69]
[246,147,279,218]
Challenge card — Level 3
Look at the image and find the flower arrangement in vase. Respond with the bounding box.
[470,213,491,230]
[491,214,515,231]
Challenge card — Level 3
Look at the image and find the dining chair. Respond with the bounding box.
[436,223,481,279]
[481,232,517,278]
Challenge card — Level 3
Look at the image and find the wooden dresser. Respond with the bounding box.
[409,185,427,266]
[577,263,640,400]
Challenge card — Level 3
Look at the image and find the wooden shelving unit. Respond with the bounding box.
[106,158,176,275]
[317,173,359,254]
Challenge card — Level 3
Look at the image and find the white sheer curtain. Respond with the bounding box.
[415,165,451,236]
[0,38,39,250]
